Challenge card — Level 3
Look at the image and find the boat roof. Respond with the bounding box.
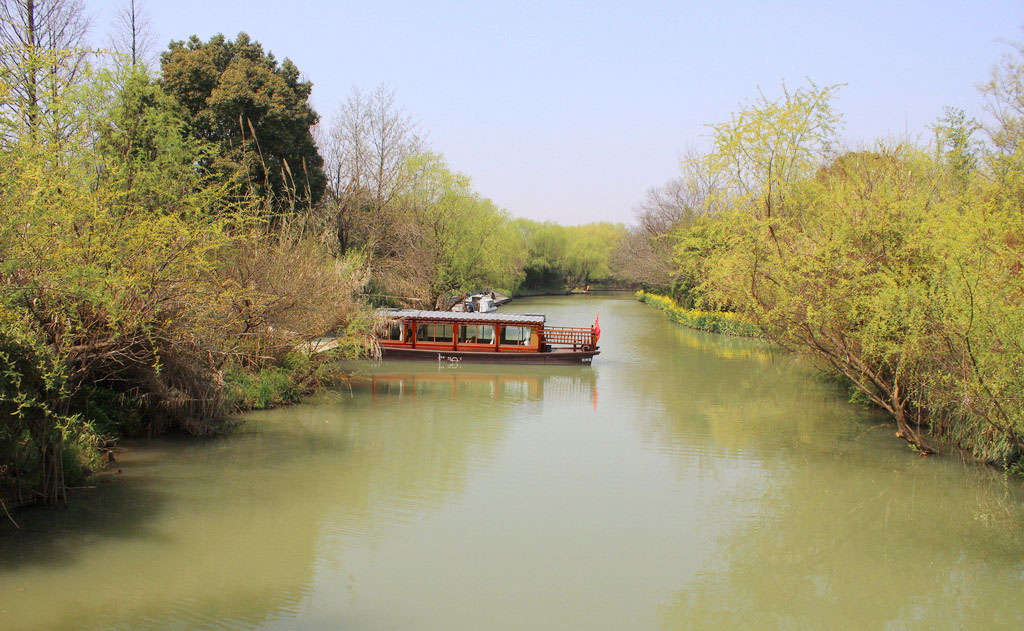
[379,308,546,325]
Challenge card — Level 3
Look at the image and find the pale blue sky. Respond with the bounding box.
[86,0,1022,225]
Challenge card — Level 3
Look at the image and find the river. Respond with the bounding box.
[2,294,1023,630]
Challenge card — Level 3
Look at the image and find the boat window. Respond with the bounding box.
[385,321,403,341]
[500,325,533,346]
[417,323,453,343]
[459,324,494,344]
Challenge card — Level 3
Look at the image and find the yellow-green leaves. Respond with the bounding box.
[649,74,1024,462]
[704,82,843,219]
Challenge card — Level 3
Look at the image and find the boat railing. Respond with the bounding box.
[541,326,596,349]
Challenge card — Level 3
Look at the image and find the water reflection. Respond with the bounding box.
[342,363,597,405]
[0,361,600,630]
[658,457,1024,629]
[618,305,877,458]
[614,311,1024,629]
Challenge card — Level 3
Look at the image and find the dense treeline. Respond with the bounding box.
[0,1,624,512]
[516,220,624,293]
[617,49,1024,468]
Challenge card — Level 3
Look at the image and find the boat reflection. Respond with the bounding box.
[342,364,598,406]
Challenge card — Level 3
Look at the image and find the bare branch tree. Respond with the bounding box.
[0,0,91,142]
[613,147,723,288]
[321,83,424,255]
[109,0,153,68]
[979,35,1024,157]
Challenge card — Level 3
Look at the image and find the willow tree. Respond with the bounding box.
[700,82,843,310]
[925,39,1024,465]
[400,153,522,299]
[560,223,625,289]
[698,84,947,450]
[517,220,569,290]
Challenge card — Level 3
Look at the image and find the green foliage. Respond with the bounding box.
[516,219,625,292]
[709,147,946,442]
[402,153,523,296]
[704,81,843,218]
[0,306,93,501]
[74,386,143,438]
[222,352,316,410]
[160,33,326,212]
[671,214,730,308]
[932,106,981,192]
[562,222,624,288]
[94,66,216,211]
[517,220,568,290]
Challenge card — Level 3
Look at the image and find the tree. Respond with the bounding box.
[322,84,423,254]
[400,153,521,298]
[93,65,212,212]
[694,85,949,450]
[561,223,624,288]
[931,106,981,196]
[0,64,372,505]
[518,220,569,290]
[705,82,843,221]
[747,149,945,448]
[980,36,1024,156]
[518,220,624,292]
[0,0,90,143]
[700,82,842,308]
[109,0,154,68]
[670,214,731,308]
[159,33,326,212]
[613,149,722,295]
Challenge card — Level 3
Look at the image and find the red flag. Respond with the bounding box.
[593,313,601,343]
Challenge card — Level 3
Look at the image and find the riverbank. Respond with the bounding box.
[0,342,367,518]
[635,290,1024,475]
[4,294,1022,630]
[635,291,760,337]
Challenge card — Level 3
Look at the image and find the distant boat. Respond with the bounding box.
[490,290,512,306]
[450,290,511,313]
[453,293,497,313]
[377,309,600,364]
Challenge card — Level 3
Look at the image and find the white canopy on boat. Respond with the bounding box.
[379,309,545,325]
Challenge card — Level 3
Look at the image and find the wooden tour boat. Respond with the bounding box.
[377,309,600,364]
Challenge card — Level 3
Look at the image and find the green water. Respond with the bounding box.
[2,294,1023,630]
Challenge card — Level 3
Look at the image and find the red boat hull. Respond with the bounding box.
[380,346,599,365]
